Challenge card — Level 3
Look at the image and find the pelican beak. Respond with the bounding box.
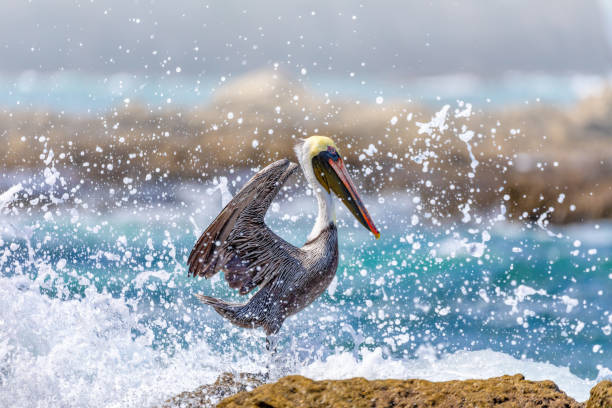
[312,148,380,239]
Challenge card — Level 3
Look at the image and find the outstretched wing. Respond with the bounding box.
[188,159,301,295]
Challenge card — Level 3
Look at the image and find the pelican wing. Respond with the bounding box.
[188,159,300,295]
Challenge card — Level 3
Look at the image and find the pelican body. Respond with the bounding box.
[188,136,379,335]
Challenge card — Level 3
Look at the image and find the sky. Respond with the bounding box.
[0,0,610,78]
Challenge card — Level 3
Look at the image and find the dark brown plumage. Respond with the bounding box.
[188,159,339,335]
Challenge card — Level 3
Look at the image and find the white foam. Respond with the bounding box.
[0,273,598,406]
[416,105,450,135]
[0,275,267,407]
[300,347,595,402]
[0,183,23,209]
[206,177,233,207]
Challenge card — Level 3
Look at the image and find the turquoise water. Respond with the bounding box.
[1,97,611,405]
[0,177,610,405]
[8,196,612,375]
[0,71,606,113]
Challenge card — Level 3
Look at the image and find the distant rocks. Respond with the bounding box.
[3,69,612,223]
[167,373,612,408]
[210,69,312,109]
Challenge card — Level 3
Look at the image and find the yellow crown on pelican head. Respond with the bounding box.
[305,135,338,159]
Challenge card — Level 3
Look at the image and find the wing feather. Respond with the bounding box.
[188,159,301,295]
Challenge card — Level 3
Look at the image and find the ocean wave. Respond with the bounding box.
[0,274,601,407]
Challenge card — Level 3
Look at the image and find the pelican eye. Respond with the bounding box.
[325,146,340,161]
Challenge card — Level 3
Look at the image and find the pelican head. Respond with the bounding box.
[295,136,380,239]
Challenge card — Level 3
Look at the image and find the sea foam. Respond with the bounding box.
[0,274,597,407]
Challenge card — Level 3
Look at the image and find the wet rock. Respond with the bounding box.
[161,372,264,408]
[586,380,612,408]
[217,374,584,408]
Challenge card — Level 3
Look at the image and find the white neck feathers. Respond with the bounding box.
[294,140,336,241]
[309,186,335,241]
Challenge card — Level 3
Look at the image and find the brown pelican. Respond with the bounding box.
[187,136,379,338]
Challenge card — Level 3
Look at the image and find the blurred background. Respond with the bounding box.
[1,0,611,76]
[1,1,612,406]
[1,0,612,107]
[2,0,612,221]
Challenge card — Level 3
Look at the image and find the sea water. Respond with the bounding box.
[1,97,611,406]
[0,71,607,114]
[0,173,611,407]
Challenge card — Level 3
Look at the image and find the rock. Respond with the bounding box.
[161,372,264,408]
[217,374,584,408]
[586,380,612,408]
[4,71,612,223]
[210,69,311,110]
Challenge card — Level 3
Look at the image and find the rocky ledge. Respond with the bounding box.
[164,373,612,408]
